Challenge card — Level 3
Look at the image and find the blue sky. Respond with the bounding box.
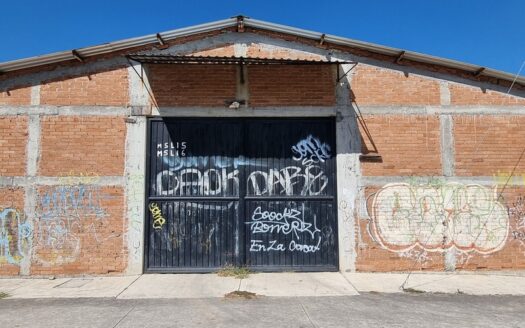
[1,0,523,75]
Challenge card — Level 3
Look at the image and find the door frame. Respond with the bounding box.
[143,116,339,273]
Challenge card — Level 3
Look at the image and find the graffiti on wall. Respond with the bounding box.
[367,182,510,255]
[34,185,115,265]
[246,205,323,253]
[493,171,525,187]
[0,208,32,265]
[507,196,525,255]
[149,202,166,230]
[127,174,144,262]
[57,170,100,185]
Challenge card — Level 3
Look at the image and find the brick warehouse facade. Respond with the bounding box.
[1,17,525,276]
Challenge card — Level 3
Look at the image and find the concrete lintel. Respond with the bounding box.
[0,176,125,187]
[0,105,130,116]
[154,106,337,117]
[361,176,505,186]
[356,105,525,116]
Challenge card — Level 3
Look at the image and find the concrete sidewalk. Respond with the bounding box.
[1,271,525,299]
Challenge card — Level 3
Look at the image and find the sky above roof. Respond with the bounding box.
[1,0,523,76]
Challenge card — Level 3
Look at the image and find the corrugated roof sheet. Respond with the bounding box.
[126,55,353,65]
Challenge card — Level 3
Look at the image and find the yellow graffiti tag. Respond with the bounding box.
[57,170,100,185]
[149,202,166,230]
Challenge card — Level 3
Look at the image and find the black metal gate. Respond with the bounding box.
[145,118,337,272]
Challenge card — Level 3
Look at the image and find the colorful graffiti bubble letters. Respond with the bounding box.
[0,208,32,265]
[369,183,510,255]
[149,202,166,230]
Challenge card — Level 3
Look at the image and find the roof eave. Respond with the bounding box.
[245,18,525,86]
[0,18,238,73]
[0,16,523,87]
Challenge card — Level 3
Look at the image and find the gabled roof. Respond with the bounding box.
[0,16,523,87]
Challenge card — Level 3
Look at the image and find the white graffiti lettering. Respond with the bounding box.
[292,135,331,166]
[156,168,239,196]
[247,206,320,239]
[247,166,327,196]
[369,183,509,254]
[156,141,187,157]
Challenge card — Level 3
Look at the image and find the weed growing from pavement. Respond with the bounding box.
[402,287,425,294]
[224,290,258,299]
[217,266,252,279]
[0,292,9,299]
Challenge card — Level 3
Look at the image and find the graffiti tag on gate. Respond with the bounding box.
[149,202,166,230]
[246,205,322,254]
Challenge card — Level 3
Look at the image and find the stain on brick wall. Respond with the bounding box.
[0,116,28,176]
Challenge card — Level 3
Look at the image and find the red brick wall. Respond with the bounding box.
[0,116,27,176]
[356,185,445,272]
[450,84,525,105]
[351,65,441,105]
[40,68,128,106]
[148,64,237,106]
[248,65,335,106]
[0,86,31,105]
[360,115,442,176]
[454,116,525,176]
[39,116,126,176]
[357,184,525,272]
[2,36,525,276]
[31,186,126,275]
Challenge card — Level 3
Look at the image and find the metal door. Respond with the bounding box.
[145,118,337,272]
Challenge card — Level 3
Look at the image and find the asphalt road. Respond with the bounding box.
[0,293,524,328]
